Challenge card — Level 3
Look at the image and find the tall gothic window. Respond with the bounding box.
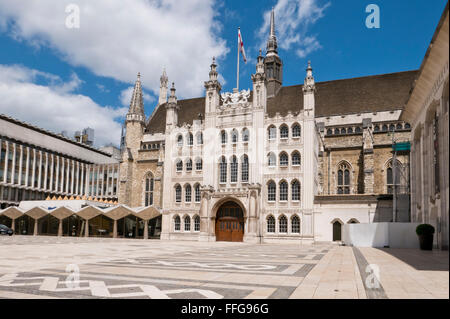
[280,125,289,139]
[292,151,301,166]
[194,215,200,231]
[292,124,301,137]
[268,153,276,167]
[268,125,276,140]
[184,216,191,231]
[188,133,193,146]
[268,181,276,201]
[337,162,351,194]
[242,128,249,142]
[177,135,183,147]
[241,155,249,182]
[185,184,192,202]
[279,152,289,167]
[230,156,238,183]
[194,184,201,202]
[386,160,402,194]
[267,216,275,233]
[292,180,300,201]
[291,216,300,233]
[279,181,288,201]
[144,173,154,206]
[195,158,202,171]
[279,215,287,233]
[174,215,181,231]
[186,159,193,172]
[175,185,182,202]
[219,156,227,183]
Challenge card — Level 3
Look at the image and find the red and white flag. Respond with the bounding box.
[238,29,247,63]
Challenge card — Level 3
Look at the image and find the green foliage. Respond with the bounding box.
[416,224,435,236]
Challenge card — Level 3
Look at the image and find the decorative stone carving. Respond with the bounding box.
[219,89,251,110]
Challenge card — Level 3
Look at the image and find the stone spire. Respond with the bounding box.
[158,68,169,105]
[266,7,278,56]
[126,72,145,122]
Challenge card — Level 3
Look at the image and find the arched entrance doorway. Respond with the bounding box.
[215,201,244,242]
[332,221,342,241]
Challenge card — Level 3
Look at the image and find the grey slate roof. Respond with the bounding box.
[146,70,418,134]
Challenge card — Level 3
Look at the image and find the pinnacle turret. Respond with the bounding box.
[127,73,145,122]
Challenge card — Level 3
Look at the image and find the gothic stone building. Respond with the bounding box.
[119,11,414,243]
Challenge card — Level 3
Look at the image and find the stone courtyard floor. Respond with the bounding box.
[0,236,448,299]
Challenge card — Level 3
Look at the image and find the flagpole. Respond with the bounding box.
[237,27,240,91]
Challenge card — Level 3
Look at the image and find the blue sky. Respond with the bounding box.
[0,0,447,146]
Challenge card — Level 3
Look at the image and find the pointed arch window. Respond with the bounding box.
[144,173,154,206]
[292,151,301,166]
[185,184,192,202]
[186,159,193,172]
[280,125,289,139]
[291,215,300,233]
[230,156,238,183]
[219,156,227,184]
[188,133,193,146]
[195,158,202,171]
[221,130,227,144]
[174,215,181,231]
[267,216,275,233]
[292,124,301,137]
[337,162,351,194]
[184,216,191,231]
[194,184,201,202]
[267,181,276,202]
[231,130,238,144]
[292,180,300,201]
[194,215,200,232]
[387,160,402,194]
[175,185,182,202]
[279,181,288,201]
[242,128,249,142]
[268,153,276,167]
[176,160,183,172]
[279,215,287,233]
[241,155,249,183]
[177,135,183,147]
[268,125,277,140]
[280,152,289,167]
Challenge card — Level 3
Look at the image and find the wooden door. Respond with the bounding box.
[215,202,244,242]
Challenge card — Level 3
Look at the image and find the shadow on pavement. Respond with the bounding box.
[375,248,449,271]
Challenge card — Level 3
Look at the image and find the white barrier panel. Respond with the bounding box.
[343,222,420,248]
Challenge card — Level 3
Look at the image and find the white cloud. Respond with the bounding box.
[257,0,330,58]
[119,86,154,108]
[0,64,127,147]
[0,0,229,98]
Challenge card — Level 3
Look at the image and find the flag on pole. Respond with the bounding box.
[238,28,247,63]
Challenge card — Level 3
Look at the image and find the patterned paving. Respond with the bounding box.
[0,236,331,299]
[0,236,448,299]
